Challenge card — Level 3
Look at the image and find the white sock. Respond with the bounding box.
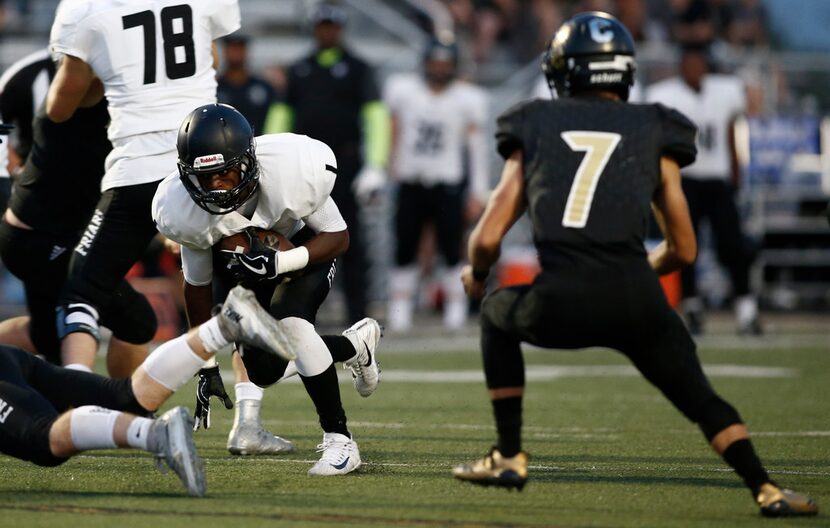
[142,334,208,391]
[235,382,263,402]
[125,417,153,450]
[199,317,230,354]
[69,406,120,450]
[65,363,93,373]
[388,266,419,331]
[735,294,758,325]
[442,264,468,330]
[281,317,332,377]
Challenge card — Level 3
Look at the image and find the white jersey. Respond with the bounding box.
[50,0,239,143]
[0,122,8,179]
[385,74,488,186]
[646,74,746,180]
[152,134,343,285]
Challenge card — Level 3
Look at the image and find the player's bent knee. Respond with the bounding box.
[693,395,743,442]
[56,303,101,342]
[106,288,157,344]
[240,345,289,387]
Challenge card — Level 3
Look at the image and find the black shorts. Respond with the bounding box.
[481,258,716,421]
[395,182,464,266]
[0,345,146,467]
[212,227,337,386]
[59,181,161,339]
[0,221,158,359]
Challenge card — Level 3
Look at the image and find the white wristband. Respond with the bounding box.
[277,246,310,274]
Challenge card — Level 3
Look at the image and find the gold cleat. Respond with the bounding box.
[452,447,529,490]
[757,483,818,517]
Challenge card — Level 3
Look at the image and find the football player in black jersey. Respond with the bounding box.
[452,12,817,518]
[0,94,152,376]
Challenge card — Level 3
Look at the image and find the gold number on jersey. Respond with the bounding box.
[560,131,622,229]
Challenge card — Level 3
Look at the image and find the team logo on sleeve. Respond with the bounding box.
[193,154,225,170]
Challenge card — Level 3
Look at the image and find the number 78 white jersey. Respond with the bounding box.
[50,0,240,141]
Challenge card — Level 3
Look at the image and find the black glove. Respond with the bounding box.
[193,365,233,431]
[220,229,280,282]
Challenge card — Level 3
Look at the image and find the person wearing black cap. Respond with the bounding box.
[265,2,390,325]
[217,34,278,135]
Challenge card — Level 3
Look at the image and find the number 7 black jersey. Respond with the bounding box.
[496,98,697,268]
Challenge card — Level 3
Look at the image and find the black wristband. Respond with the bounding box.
[472,267,489,282]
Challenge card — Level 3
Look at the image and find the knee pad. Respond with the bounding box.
[104,286,157,344]
[56,303,101,342]
[694,396,744,442]
[239,344,289,387]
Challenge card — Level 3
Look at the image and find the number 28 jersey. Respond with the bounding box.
[496,98,697,268]
[49,0,240,141]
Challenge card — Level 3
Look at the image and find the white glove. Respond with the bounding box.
[352,166,386,205]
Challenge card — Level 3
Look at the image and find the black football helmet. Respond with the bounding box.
[542,11,636,100]
[177,104,259,215]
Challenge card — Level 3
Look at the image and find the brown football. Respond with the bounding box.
[216,228,294,254]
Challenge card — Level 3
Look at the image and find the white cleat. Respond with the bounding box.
[227,423,296,455]
[227,400,295,455]
[342,317,382,397]
[307,432,361,476]
[218,285,296,361]
[148,406,207,497]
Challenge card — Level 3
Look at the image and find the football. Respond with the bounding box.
[216,228,294,254]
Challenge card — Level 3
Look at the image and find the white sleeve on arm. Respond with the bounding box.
[303,196,348,233]
[181,245,214,286]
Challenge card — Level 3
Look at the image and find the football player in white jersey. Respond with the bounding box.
[45,0,241,374]
[384,36,490,332]
[153,104,382,475]
[647,44,760,335]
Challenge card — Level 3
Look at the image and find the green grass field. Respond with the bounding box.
[1,337,828,527]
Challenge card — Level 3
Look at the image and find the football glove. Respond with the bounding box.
[220,229,280,282]
[193,365,233,431]
[352,166,386,205]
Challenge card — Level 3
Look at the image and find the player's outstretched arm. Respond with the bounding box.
[463,149,527,298]
[649,156,697,275]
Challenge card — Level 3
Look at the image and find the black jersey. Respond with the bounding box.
[217,76,277,135]
[285,48,380,149]
[9,100,111,236]
[496,97,696,268]
[0,51,56,160]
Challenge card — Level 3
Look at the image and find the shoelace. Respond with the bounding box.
[315,439,352,464]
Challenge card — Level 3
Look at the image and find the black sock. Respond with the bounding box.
[722,439,770,496]
[492,396,522,457]
[321,335,356,363]
[300,364,350,437]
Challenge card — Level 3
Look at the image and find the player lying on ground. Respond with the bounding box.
[452,12,817,518]
[0,285,294,497]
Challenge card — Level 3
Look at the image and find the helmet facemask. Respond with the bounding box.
[178,143,260,215]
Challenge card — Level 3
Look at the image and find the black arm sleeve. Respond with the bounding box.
[656,104,698,168]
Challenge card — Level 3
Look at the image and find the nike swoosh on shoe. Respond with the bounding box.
[331,457,350,470]
[361,340,372,367]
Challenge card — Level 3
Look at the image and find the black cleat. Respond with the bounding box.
[757,483,818,517]
[452,447,529,490]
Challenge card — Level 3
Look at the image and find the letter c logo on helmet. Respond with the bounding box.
[589,19,615,44]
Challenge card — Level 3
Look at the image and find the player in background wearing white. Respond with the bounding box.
[384,36,490,332]
[647,44,761,335]
[0,284,296,497]
[153,104,381,474]
[0,120,9,200]
[45,0,241,374]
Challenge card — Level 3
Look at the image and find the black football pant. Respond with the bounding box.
[0,221,155,362]
[0,345,147,467]
[480,259,729,426]
[58,181,161,343]
[395,181,464,267]
[680,178,755,299]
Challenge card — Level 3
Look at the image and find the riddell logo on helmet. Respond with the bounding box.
[194,153,225,169]
[590,72,623,84]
